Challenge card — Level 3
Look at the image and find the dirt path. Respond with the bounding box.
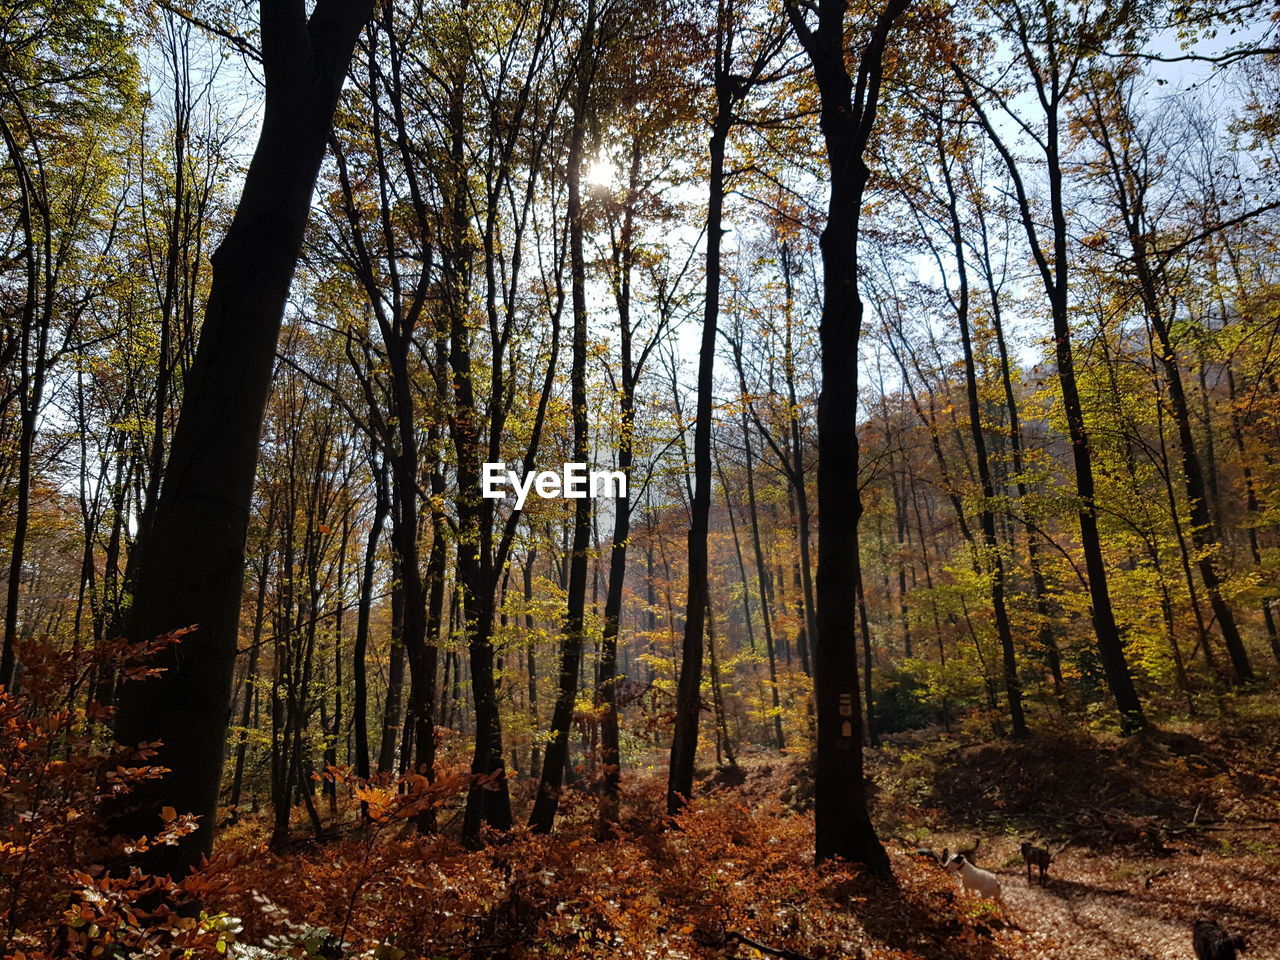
[974,840,1278,959]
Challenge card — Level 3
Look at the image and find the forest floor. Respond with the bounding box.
[859,690,1280,959]
[209,693,1280,960]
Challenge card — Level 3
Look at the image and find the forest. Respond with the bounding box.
[2,0,1279,955]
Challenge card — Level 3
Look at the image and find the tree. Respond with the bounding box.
[954,0,1147,730]
[668,0,784,818]
[107,0,373,874]
[1,0,137,689]
[784,0,908,870]
[530,0,605,835]
[1078,68,1254,683]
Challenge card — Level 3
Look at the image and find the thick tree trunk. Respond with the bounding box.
[107,0,371,874]
[786,0,905,872]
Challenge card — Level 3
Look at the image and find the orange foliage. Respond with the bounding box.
[1,633,235,959]
[210,778,1005,960]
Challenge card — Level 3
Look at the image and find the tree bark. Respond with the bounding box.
[107,0,372,874]
[785,0,906,872]
[667,69,730,818]
[530,29,596,831]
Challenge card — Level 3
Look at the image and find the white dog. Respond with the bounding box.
[945,853,1003,903]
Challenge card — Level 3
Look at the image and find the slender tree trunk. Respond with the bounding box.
[1227,366,1280,665]
[706,596,735,767]
[667,87,730,818]
[855,551,878,747]
[962,61,1145,730]
[719,464,758,654]
[0,123,44,691]
[976,203,1064,704]
[595,139,642,832]
[354,458,388,790]
[378,602,405,775]
[937,128,1026,736]
[530,40,596,831]
[733,358,785,749]
[1140,278,1252,682]
[229,553,269,820]
[780,242,817,675]
[524,555,541,775]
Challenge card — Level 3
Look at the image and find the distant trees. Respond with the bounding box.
[1,0,138,689]
[1077,68,1255,684]
[952,0,1147,730]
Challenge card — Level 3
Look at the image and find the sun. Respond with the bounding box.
[585,155,617,188]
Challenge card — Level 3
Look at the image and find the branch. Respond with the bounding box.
[1151,200,1280,268]
[156,0,263,62]
[694,930,818,960]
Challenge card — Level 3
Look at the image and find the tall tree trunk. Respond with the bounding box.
[937,126,1027,736]
[719,463,758,654]
[732,352,785,749]
[378,596,405,775]
[961,55,1145,730]
[855,551,878,747]
[353,456,388,816]
[780,242,817,675]
[667,64,731,818]
[0,122,46,691]
[229,552,269,820]
[1082,87,1253,683]
[411,441,448,830]
[786,0,905,872]
[525,554,541,775]
[107,0,373,874]
[706,595,736,768]
[529,28,597,830]
[1140,266,1252,683]
[975,201,1064,704]
[595,137,642,833]
[888,453,912,658]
